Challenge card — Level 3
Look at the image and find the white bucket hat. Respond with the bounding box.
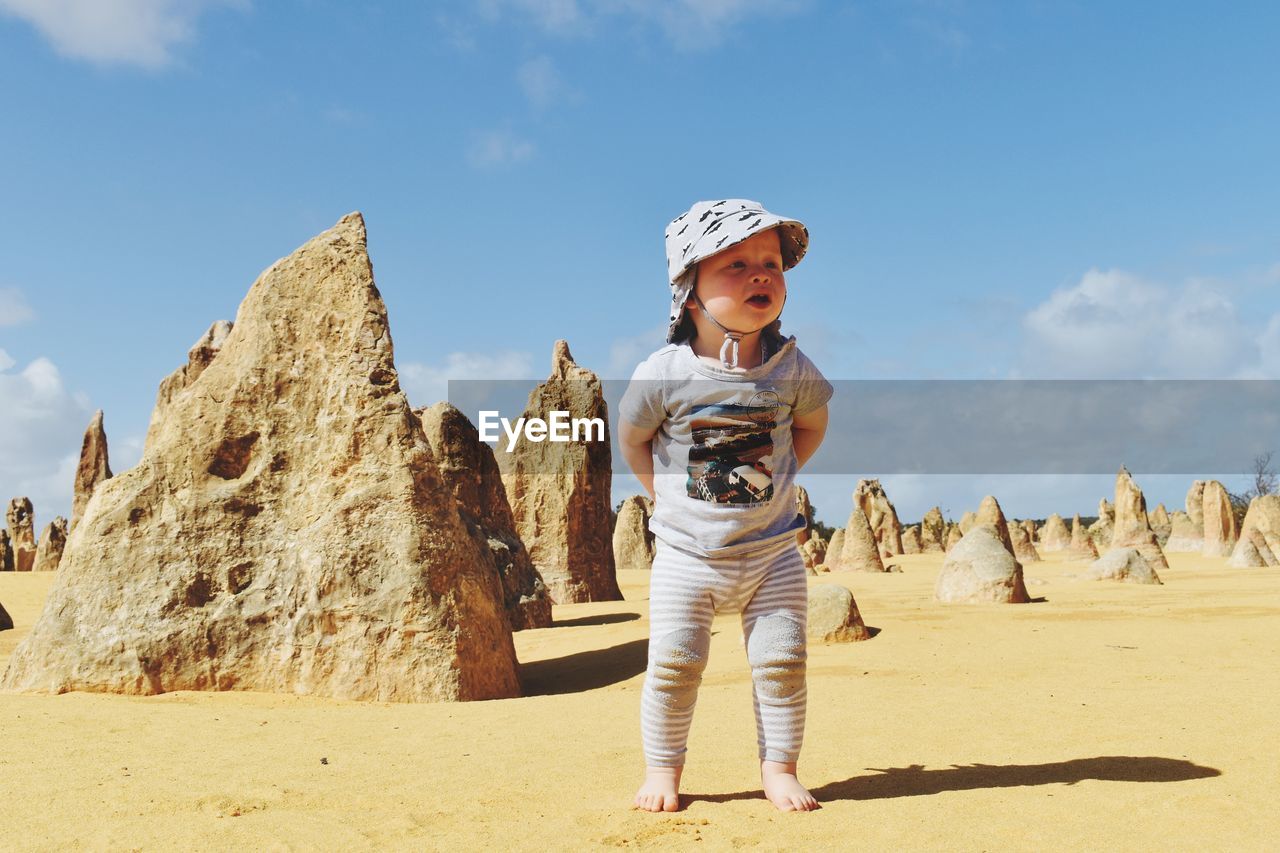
[664,199,809,355]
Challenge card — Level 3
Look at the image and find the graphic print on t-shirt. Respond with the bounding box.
[686,392,780,504]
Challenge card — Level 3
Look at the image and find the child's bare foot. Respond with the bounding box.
[634,765,683,812]
[761,760,819,811]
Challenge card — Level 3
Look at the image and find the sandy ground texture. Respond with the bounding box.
[2,551,1278,851]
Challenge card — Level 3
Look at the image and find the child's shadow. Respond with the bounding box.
[684,756,1220,804]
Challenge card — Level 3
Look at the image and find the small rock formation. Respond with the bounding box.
[795,486,815,545]
[902,525,922,554]
[1089,498,1115,548]
[1038,513,1071,552]
[418,402,553,630]
[958,511,976,535]
[1088,548,1162,584]
[1108,467,1169,569]
[973,496,1015,555]
[31,517,69,572]
[72,410,114,531]
[1,597,12,630]
[1007,521,1041,563]
[1020,519,1037,543]
[1066,513,1099,559]
[934,526,1030,604]
[798,536,827,573]
[1,213,521,702]
[807,584,870,642]
[832,506,885,573]
[854,479,904,556]
[5,498,37,572]
[1227,495,1280,567]
[1164,510,1203,553]
[944,524,963,550]
[613,494,656,572]
[0,529,13,572]
[1185,480,1207,527]
[920,506,946,552]
[827,528,846,565]
[1200,480,1239,557]
[499,340,622,604]
[1149,502,1172,542]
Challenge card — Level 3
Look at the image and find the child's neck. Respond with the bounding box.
[689,330,768,370]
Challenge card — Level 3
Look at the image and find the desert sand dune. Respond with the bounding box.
[1,552,1277,850]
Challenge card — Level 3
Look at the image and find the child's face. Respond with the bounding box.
[688,227,786,333]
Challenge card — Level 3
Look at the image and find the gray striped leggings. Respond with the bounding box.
[641,535,808,767]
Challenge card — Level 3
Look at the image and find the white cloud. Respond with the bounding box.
[398,350,536,412]
[517,55,572,109]
[0,353,96,526]
[605,324,667,379]
[0,0,245,68]
[1020,268,1262,378]
[466,129,536,168]
[0,286,35,327]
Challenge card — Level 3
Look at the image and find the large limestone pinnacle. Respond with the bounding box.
[71,409,113,531]
[2,213,520,702]
[499,340,622,604]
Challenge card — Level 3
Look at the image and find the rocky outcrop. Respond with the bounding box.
[1066,513,1099,559]
[31,517,68,572]
[945,524,962,550]
[72,410,114,531]
[498,340,621,604]
[1227,496,1280,567]
[1,213,520,702]
[1020,519,1037,543]
[832,505,886,573]
[795,486,815,546]
[1089,498,1114,548]
[1164,510,1203,553]
[1108,467,1169,569]
[0,529,13,572]
[920,506,946,553]
[5,498,36,573]
[1007,521,1041,563]
[1185,481,1206,527]
[1038,513,1071,552]
[146,319,234,446]
[1200,480,1239,557]
[1088,548,1162,584]
[0,598,12,630]
[827,528,846,566]
[807,584,870,642]
[854,479,904,556]
[974,496,1015,555]
[418,402,553,630]
[1149,502,1172,545]
[613,494,656,572]
[799,537,827,573]
[958,511,976,535]
[902,525,922,554]
[935,526,1030,604]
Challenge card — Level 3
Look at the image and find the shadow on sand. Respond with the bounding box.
[520,638,648,696]
[552,612,642,628]
[685,756,1221,804]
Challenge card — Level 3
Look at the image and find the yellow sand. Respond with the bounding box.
[2,552,1278,851]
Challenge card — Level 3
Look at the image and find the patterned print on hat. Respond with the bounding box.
[663,199,809,344]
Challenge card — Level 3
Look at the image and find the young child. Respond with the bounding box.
[618,199,833,812]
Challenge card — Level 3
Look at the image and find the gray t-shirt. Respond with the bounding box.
[618,335,834,559]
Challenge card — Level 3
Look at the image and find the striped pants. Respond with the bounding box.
[641,534,808,767]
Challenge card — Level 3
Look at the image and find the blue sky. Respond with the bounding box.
[2,1,1278,532]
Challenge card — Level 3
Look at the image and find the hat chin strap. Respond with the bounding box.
[691,291,787,369]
